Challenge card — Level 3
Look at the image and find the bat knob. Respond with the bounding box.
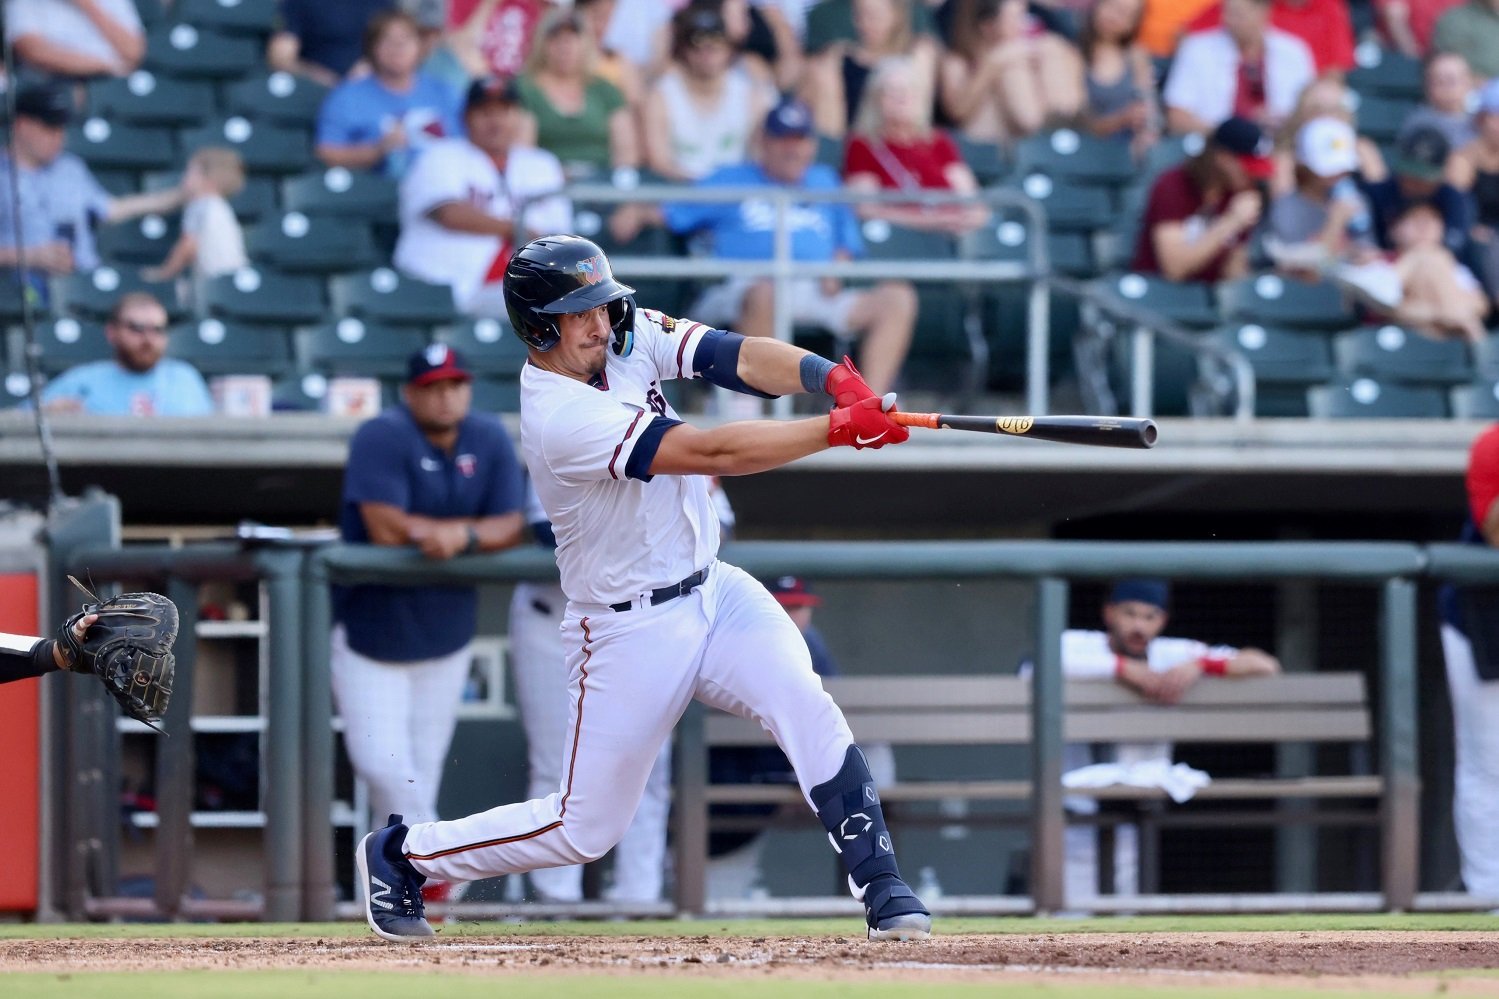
[880,392,898,413]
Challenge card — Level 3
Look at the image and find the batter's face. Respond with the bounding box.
[536,305,612,381]
[403,377,472,435]
[1103,600,1168,658]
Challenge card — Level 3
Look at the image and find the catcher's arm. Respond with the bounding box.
[0,615,96,684]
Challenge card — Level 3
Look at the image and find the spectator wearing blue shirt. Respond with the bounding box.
[330,345,525,904]
[268,0,396,87]
[41,293,213,416]
[662,97,916,396]
[1358,123,1475,256]
[316,10,462,178]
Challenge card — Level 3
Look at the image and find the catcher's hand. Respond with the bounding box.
[58,577,178,732]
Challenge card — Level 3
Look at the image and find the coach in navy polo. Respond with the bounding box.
[332,344,526,900]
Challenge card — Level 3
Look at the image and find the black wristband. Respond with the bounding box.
[31,639,61,676]
[800,354,837,395]
[464,525,480,554]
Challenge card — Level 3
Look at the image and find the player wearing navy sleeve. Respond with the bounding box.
[332,345,525,909]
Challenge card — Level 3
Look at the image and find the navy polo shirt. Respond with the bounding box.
[333,405,524,662]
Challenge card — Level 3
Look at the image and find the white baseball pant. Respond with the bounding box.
[510,581,671,902]
[1440,623,1499,899]
[402,561,855,883]
[330,625,472,827]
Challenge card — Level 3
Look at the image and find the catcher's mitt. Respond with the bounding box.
[59,576,178,732]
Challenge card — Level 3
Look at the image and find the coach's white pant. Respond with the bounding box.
[402,561,854,883]
[330,625,471,827]
[510,582,672,902]
[1440,624,1499,898]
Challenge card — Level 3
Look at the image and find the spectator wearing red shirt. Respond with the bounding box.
[447,0,547,80]
[1132,116,1271,281]
[1184,0,1355,75]
[844,56,988,233]
[1375,0,1465,56]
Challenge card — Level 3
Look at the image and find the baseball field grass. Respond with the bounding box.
[2,914,1496,998]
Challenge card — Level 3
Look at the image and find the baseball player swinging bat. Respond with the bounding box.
[891,412,1158,449]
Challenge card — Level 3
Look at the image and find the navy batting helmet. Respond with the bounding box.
[502,235,637,355]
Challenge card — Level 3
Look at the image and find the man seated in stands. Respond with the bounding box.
[0,84,194,300]
[392,77,573,317]
[1359,124,1473,256]
[8,0,144,79]
[1400,52,1477,154]
[1059,579,1280,905]
[660,97,916,398]
[41,292,213,416]
[1132,116,1270,283]
[268,0,397,87]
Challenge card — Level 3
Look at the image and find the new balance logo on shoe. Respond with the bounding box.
[370,875,395,911]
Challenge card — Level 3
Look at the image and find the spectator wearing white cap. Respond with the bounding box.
[1266,117,1379,276]
[1450,79,1499,301]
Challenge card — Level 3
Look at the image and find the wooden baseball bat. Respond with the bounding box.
[890,412,1158,449]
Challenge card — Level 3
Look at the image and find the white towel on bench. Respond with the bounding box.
[1062,760,1212,804]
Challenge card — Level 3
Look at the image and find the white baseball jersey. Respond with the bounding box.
[393,138,573,310]
[1061,629,1238,679]
[519,309,719,605]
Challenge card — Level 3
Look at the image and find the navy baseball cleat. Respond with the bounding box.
[356,814,434,942]
[860,873,932,941]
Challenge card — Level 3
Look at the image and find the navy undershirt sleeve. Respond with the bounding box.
[691,329,780,399]
[625,415,685,482]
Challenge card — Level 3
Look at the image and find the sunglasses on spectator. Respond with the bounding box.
[117,320,168,335]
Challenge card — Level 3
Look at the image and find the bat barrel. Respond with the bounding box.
[891,413,1158,449]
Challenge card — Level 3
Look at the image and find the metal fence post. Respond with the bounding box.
[672,701,709,916]
[1031,576,1068,914]
[261,551,305,921]
[1379,575,1419,911]
[153,576,199,919]
[300,553,336,921]
[1130,326,1155,418]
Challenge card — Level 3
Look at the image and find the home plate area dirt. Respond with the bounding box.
[4,931,1499,990]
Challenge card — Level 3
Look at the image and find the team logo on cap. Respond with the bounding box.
[576,254,606,284]
[425,344,450,366]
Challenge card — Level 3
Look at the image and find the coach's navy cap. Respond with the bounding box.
[1108,579,1170,611]
[767,575,822,607]
[764,98,815,139]
[407,344,473,386]
[464,75,521,112]
[14,83,73,128]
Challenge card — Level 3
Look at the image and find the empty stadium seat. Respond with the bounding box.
[1471,332,1499,378]
[68,118,178,173]
[304,319,429,378]
[1106,330,1203,417]
[54,268,187,323]
[1218,273,1355,331]
[469,377,523,413]
[0,370,33,408]
[144,23,262,79]
[174,0,277,35]
[180,118,312,175]
[963,214,1077,388]
[230,176,281,224]
[440,318,529,376]
[282,169,399,220]
[1333,325,1473,385]
[87,72,215,127]
[95,214,179,266]
[224,73,331,129]
[1352,94,1416,145]
[1015,175,1115,233]
[271,372,330,412]
[0,280,46,326]
[332,268,460,328]
[34,317,111,374]
[1140,133,1205,185]
[953,135,1007,187]
[1013,129,1134,188]
[858,221,977,392]
[1451,380,1499,418]
[1101,272,1219,328]
[202,268,326,325]
[167,318,295,376]
[1207,323,1335,416]
[1347,46,1423,101]
[1307,378,1447,417]
[246,213,380,274]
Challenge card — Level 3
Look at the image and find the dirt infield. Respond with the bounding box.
[4,930,1499,991]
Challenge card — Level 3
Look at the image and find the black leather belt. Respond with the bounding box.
[609,567,708,612]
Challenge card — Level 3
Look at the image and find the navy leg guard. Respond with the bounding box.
[811,745,931,940]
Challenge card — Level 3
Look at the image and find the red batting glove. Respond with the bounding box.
[825,356,878,409]
[828,395,910,450]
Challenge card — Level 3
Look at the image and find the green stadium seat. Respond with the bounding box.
[304,319,429,378]
[0,280,47,326]
[1013,129,1134,188]
[1101,272,1219,328]
[953,133,1008,187]
[1016,174,1116,233]
[230,176,280,224]
[34,317,111,375]
[1333,325,1472,385]
[54,267,187,323]
[1471,332,1499,378]
[88,72,215,127]
[92,170,142,197]
[1451,380,1499,419]
[816,134,845,170]
[68,118,178,173]
[332,268,460,328]
[144,23,262,79]
[282,169,399,220]
[1218,273,1355,331]
[1307,377,1448,417]
[469,377,523,413]
[439,318,529,376]
[201,268,326,325]
[1107,329,1203,417]
[271,372,330,412]
[167,318,295,376]
[95,214,180,266]
[1140,133,1204,185]
[174,0,277,35]
[135,0,168,25]
[1347,46,1423,101]
[1207,323,1334,416]
[246,213,380,274]
[180,118,312,175]
[858,221,978,393]
[224,73,332,129]
[0,370,33,408]
[1352,94,1416,145]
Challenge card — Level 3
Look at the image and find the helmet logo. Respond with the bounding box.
[576,254,606,285]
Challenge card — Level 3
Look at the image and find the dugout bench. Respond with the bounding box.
[672,672,1388,915]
